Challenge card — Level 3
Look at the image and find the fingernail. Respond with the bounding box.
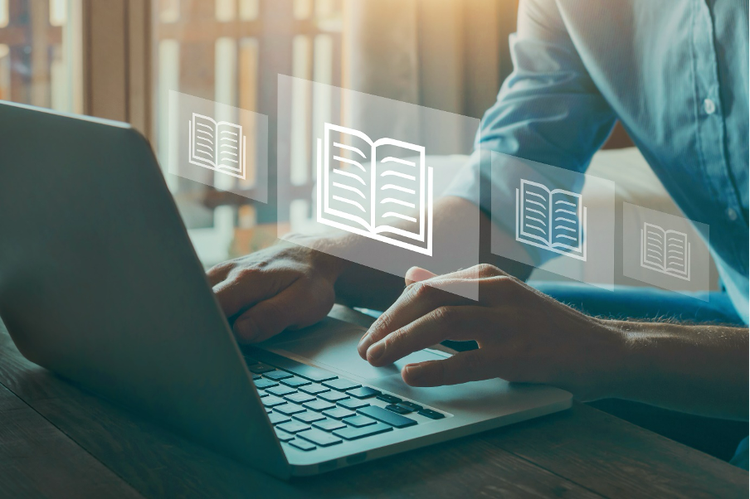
[403,365,422,384]
[367,342,385,363]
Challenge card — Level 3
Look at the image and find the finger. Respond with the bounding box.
[404,266,438,286]
[357,277,475,359]
[213,267,297,318]
[358,266,517,359]
[206,261,234,286]
[401,350,498,387]
[366,306,493,366]
[232,279,332,343]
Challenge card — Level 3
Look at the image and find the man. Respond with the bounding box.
[208,1,749,466]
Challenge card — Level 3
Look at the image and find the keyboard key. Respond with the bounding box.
[333,423,393,441]
[246,362,275,374]
[342,415,377,428]
[322,407,356,420]
[274,403,305,416]
[280,376,312,388]
[346,387,380,399]
[386,404,413,415]
[268,411,291,425]
[277,421,311,434]
[297,429,342,447]
[265,407,272,413]
[254,378,278,390]
[265,370,293,381]
[252,374,261,380]
[275,428,295,442]
[302,399,336,412]
[418,409,445,420]
[359,405,418,428]
[319,391,349,403]
[284,392,316,405]
[294,411,326,424]
[283,364,338,383]
[376,394,402,404]
[288,439,316,451]
[323,378,362,391]
[299,384,330,395]
[313,418,347,432]
[266,385,297,397]
[261,395,287,408]
[338,399,369,410]
[399,401,423,412]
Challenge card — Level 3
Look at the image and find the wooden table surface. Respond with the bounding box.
[0,308,746,499]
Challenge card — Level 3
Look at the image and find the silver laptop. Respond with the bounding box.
[0,101,571,479]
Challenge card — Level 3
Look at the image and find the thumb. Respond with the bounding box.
[405,266,438,286]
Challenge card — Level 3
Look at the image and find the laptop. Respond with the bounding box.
[0,101,572,479]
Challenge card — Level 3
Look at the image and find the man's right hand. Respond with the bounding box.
[207,239,348,343]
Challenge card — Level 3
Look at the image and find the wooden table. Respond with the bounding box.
[0,308,746,499]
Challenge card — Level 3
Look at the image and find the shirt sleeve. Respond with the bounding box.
[443,0,617,265]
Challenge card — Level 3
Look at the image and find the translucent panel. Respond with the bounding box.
[152,0,343,264]
[622,203,710,300]
[278,75,481,300]
[490,152,616,290]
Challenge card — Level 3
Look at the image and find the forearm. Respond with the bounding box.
[612,320,749,420]
[331,196,534,309]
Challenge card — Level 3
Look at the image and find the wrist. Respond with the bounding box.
[279,232,353,283]
[599,320,655,400]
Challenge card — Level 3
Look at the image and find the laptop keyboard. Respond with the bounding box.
[243,352,447,452]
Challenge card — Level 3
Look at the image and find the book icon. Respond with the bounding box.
[515,179,587,261]
[640,223,691,281]
[187,113,247,179]
[316,123,433,256]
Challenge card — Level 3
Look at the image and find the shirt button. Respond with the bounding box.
[726,208,738,221]
[704,98,717,115]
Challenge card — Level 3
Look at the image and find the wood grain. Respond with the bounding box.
[0,383,143,499]
[0,319,596,498]
[0,310,746,498]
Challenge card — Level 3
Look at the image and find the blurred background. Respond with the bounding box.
[0,0,643,270]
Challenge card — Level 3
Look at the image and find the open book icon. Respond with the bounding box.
[188,113,247,179]
[640,223,691,281]
[515,179,587,261]
[316,123,433,256]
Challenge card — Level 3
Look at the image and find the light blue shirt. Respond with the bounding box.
[447,0,749,323]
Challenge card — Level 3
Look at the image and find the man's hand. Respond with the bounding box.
[208,239,348,343]
[357,264,628,400]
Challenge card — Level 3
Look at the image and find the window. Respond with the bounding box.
[0,0,83,112]
[0,0,346,267]
[153,0,344,265]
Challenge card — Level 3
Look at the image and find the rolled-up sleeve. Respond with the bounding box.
[444,0,617,265]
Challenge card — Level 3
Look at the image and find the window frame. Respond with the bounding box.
[82,0,152,137]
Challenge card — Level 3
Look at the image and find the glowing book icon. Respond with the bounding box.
[187,113,247,179]
[316,123,433,256]
[515,179,587,261]
[640,223,691,281]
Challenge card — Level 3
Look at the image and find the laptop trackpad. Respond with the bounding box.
[259,317,447,381]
